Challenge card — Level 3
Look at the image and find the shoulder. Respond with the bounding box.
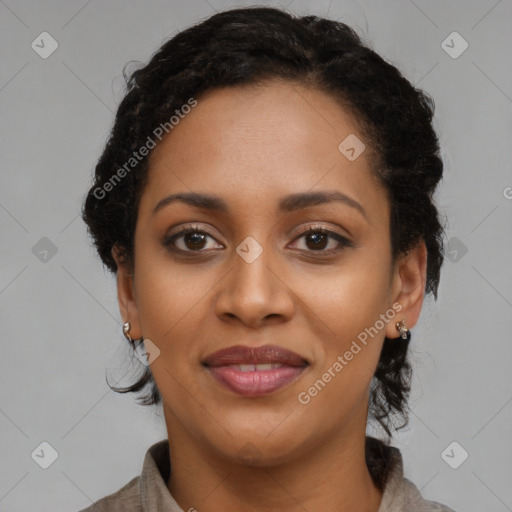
[75,475,141,512]
[403,478,456,511]
[366,436,457,512]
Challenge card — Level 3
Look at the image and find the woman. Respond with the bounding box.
[79,6,454,511]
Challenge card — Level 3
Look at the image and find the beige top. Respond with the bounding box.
[77,437,456,511]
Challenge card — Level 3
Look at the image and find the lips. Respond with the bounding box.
[203,344,308,367]
[203,344,309,397]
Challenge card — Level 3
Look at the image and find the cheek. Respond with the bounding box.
[304,254,392,339]
[295,253,393,401]
[133,264,212,406]
[134,258,213,347]
[296,295,389,433]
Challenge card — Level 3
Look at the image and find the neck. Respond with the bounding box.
[164,407,383,512]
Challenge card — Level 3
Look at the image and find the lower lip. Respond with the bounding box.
[207,366,306,397]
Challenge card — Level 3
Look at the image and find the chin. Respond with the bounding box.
[209,423,309,468]
[230,440,299,468]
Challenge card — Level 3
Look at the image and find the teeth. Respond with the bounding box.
[256,364,276,371]
[234,363,283,372]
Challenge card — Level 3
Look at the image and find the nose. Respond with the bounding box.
[214,241,295,329]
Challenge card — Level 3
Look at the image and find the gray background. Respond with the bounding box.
[1,0,511,511]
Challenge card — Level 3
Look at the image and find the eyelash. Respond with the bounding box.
[163,224,353,256]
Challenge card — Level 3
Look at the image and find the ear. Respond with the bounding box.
[385,239,427,340]
[111,245,142,339]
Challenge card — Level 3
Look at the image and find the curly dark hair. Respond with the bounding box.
[82,7,445,440]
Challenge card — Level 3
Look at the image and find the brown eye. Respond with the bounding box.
[163,225,222,253]
[291,226,352,254]
[163,224,352,256]
[180,231,208,250]
[304,230,329,250]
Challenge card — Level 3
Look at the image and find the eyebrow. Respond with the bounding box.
[152,190,367,219]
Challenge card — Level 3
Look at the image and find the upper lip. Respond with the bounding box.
[202,344,309,367]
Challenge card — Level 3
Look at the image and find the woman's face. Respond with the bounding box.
[114,79,425,465]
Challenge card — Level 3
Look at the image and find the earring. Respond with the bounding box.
[123,321,134,344]
[395,320,411,341]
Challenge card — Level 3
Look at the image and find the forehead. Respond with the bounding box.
[139,79,386,219]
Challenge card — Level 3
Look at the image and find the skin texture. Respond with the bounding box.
[112,79,427,512]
